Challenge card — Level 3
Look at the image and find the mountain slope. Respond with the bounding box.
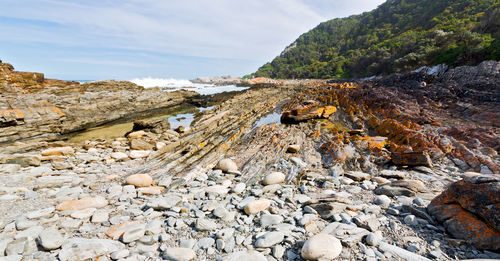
[253,0,500,79]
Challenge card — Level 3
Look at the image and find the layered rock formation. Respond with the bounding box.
[0,61,498,261]
[281,61,499,174]
[0,61,198,144]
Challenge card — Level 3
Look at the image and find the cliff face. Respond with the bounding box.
[0,61,198,144]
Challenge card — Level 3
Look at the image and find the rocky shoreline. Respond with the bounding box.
[0,61,499,260]
[0,62,202,145]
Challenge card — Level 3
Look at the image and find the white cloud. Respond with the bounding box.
[0,0,385,78]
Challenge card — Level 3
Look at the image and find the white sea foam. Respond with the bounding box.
[129,77,249,95]
[130,77,193,88]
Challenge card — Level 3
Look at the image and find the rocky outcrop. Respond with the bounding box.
[1,62,500,260]
[281,100,336,124]
[428,175,500,250]
[0,62,198,144]
[287,61,500,173]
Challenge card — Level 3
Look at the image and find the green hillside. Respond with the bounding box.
[253,0,500,79]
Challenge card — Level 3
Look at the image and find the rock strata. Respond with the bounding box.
[0,62,498,261]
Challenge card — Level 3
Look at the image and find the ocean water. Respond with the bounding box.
[130,77,249,95]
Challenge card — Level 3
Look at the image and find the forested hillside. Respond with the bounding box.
[253,0,500,79]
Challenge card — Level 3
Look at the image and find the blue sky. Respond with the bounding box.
[0,0,385,80]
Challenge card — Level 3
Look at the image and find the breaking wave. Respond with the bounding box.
[130,77,193,88]
[129,77,249,95]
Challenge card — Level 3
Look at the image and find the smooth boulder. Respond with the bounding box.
[126,174,153,187]
[263,172,286,185]
[301,233,342,260]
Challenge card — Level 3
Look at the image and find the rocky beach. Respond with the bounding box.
[0,59,498,261]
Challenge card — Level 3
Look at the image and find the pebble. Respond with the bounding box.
[111,152,128,161]
[129,150,150,159]
[373,195,391,207]
[217,158,238,173]
[25,207,55,219]
[244,198,271,215]
[70,208,97,219]
[221,250,267,261]
[126,174,153,187]
[41,147,74,156]
[162,247,196,261]
[365,233,382,246]
[5,238,35,256]
[58,238,124,261]
[254,231,285,248]
[198,237,215,249]
[122,225,146,243]
[263,172,286,185]
[179,238,196,249]
[232,183,246,194]
[56,196,108,211]
[38,228,64,250]
[345,171,371,181]
[195,218,217,231]
[413,198,425,206]
[301,233,342,260]
[260,214,284,227]
[111,249,130,260]
[287,144,300,153]
[404,215,418,226]
[92,210,110,223]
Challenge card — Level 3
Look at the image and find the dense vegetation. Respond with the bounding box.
[253,0,500,79]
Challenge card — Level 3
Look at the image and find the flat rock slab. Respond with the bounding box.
[58,238,124,261]
[221,250,267,261]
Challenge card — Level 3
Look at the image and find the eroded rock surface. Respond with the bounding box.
[0,62,498,261]
[428,175,500,250]
[0,61,198,144]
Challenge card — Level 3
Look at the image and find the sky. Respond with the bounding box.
[0,0,386,80]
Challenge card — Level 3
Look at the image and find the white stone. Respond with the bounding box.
[70,208,96,219]
[216,158,238,173]
[232,183,246,194]
[254,231,284,248]
[58,238,124,261]
[301,233,342,260]
[263,172,286,185]
[163,247,196,261]
[129,150,151,159]
[38,228,64,250]
[111,152,128,161]
[220,250,267,261]
[91,210,110,223]
[196,219,217,231]
[244,198,270,215]
[25,207,55,219]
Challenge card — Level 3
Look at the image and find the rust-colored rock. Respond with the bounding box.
[391,152,432,167]
[427,175,500,250]
[281,100,336,124]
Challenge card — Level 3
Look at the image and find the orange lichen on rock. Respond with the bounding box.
[360,136,387,150]
[428,175,500,250]
[0,109,24,119]
[318,106,337,118]
[281,99,337,124]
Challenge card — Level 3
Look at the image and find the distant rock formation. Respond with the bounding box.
[0,61,199,144]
